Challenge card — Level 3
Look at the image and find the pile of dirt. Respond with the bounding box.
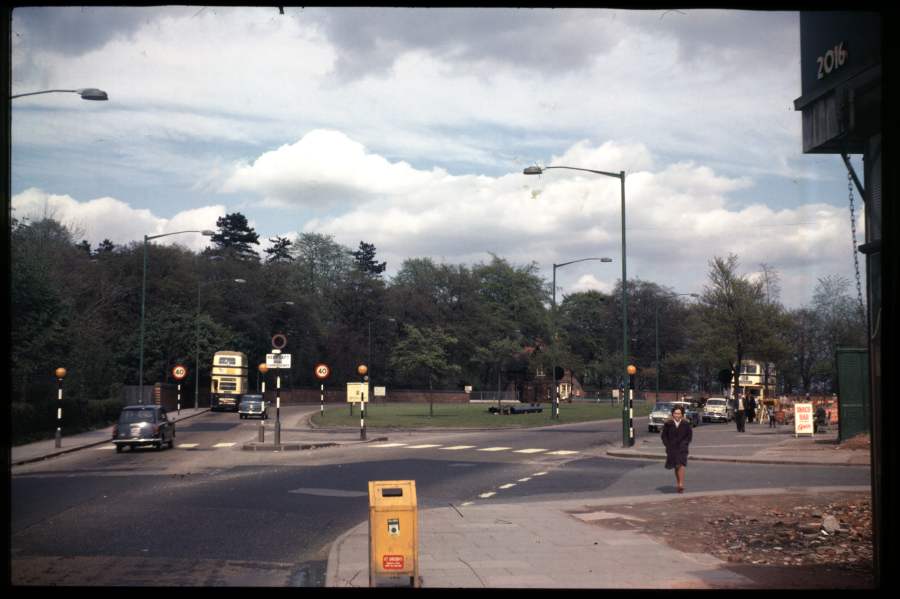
[837,433,870,451]
[576,491,873,588]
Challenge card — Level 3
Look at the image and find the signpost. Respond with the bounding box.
[315,363,330,416]
[172,364,188,414]
[269,334,289,449]
[794,402,815,437]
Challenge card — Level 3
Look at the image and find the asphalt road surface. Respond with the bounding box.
[10,407,870,586]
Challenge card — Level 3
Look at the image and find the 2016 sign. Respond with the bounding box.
[817,42,848,80]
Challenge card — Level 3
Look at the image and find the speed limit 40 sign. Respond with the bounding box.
[314,363,330,380]
[172,365,188,380]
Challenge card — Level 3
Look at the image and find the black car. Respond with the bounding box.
[112,405,175,452]
[238,394,268,419]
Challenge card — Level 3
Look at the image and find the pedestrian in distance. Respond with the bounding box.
[745,393,756,426]
[661,405,693,493]
[734,394,746,432]
[768,404,777,428]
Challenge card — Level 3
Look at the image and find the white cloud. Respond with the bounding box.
[11,188,224,251]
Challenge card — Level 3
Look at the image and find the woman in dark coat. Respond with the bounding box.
[661,405,693,493]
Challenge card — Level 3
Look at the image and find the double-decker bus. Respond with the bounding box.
[211,351,248,412]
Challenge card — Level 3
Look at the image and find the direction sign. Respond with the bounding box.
[266,353,292,369]
[172,365,188,380]
[314,363,330,380]
[347,382,369,403]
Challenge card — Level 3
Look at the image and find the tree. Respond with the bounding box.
[700,254,771,397]
[811,275,867,392]
[94,239,116,255]
[388,324,461,416]
[264,236,294,264]
[351,241,387,277]
[208,212,260,261]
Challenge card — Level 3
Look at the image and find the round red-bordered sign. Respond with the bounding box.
[172,365,188,380]
[314,363,330,380]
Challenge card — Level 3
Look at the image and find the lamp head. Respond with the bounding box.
[523,166,543,175]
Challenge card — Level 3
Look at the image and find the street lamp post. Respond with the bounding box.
[550,257,612,419]
[654,293,699,401]
[11,88,109,101]
[54,367,67,448]
[193,277,247,409]
[525,165,628,443]
[139,230,214,403]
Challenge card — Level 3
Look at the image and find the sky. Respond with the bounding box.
[9,6,867,309]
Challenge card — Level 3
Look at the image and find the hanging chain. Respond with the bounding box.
[848,171,866,318]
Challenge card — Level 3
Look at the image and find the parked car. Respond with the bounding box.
[238,394,268,419]
[648,402,675,433]
[702,397,733,423]
[112,405,175,452]
[671,400,702,427]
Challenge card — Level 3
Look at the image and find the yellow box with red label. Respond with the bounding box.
[368,480,419,587]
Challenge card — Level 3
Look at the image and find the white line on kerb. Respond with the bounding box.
[212,443,235,448]
[371,443,407,448]
[478,492,496,498]
[441,445,476,450]
[513,448,546,454]
[477,447,512,452]
[532,472,548,476]
[407,444,442,449]
[517,477,532,482]
[498,483,516,489]
[546,450,579,455]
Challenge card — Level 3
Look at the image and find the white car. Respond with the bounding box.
[702,397,733,423]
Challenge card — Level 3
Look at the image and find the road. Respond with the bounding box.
[10,406,870,586]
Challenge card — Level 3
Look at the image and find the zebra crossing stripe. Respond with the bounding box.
[96,445,116,450]
[407,444,442,449]
[517,477,532,482]
[478,492,496,498]
[441,445,476,450]
[532,472,548,476]
[513,448,547,454]
[498,483,516,489]
[546,450,579,455]
[372,443,408,448]
[477,447,511,452]
[179,444,199,449]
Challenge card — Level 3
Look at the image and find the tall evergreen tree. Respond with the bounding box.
[208,212,260,261]
[264,236,294,264]
[351,241,387,277]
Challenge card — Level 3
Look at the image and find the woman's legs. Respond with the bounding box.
[675,465,685,491]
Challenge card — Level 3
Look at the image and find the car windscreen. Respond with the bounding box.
[654,403,674,412]
[706,400,726,406]
[119,409,155,423]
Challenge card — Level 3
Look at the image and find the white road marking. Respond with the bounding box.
[498,483,516,489]
[477,447,512,452]
[179,443,199,449]
[407,444,442,449]
[95,445,116,450]
[212,443,235,448]
[546,450,579,455]
[532,472,548,476]
[478,492,496,498]
[289,488,368,497]
[517,477,532,482]
[460,501,474,506]
[513,448,547,454]
[441,445,476,450]
[371,443,408,448]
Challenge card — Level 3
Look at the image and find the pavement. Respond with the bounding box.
[10,408,873,588]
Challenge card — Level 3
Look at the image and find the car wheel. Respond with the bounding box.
[116,445,122,453]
